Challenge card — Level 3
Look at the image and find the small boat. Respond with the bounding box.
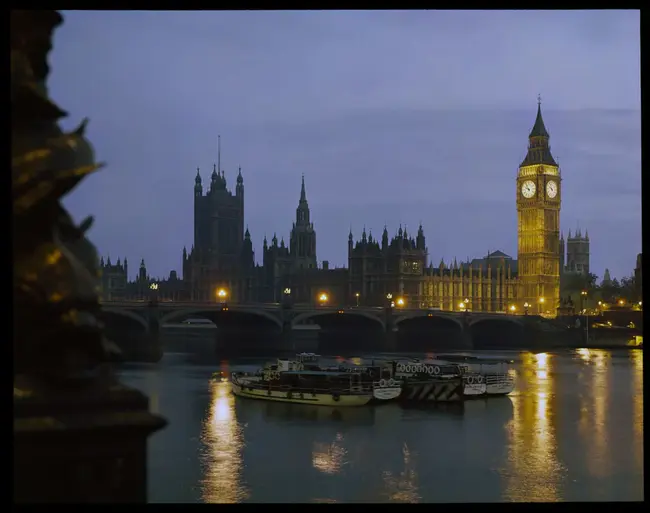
[436,354,515,396]
[231,368,373,407]
[462,373,487,397]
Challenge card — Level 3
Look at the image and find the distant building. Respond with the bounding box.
[99,257,184,301]
[634,253,642,299]
[99,256,128,301]
[348,224,427,306]
[104,102,581,317]
[564,228,590,275]
[601,268,612,287]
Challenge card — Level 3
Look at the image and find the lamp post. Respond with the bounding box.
[539,296,545,315]
[459,301,466,312]
[216,288,228,310]
[355,292,360,307]
[396,297,405,308]
[523,302,530,316]
[318,292,329,306]
[509,304,516,315]
[149,282,159,305]
[282,287,291,309]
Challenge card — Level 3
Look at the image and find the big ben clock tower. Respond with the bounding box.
[517,97,561,316]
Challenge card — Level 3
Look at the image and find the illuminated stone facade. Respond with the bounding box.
[419,252,519,312]
[516,100,561,316]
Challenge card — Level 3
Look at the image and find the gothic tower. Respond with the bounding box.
[516,97,561,315]
[289,175,317,270]
[565,227,590,275]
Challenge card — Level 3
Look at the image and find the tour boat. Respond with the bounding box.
[436,354,515,396]
[231,363,373,406]
[339,359,465,403]
[392,358,467,402]
[322,362,402,402]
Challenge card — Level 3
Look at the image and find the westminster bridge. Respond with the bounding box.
[98,300,575,361]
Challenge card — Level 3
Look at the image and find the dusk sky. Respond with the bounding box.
[51,10,641,282]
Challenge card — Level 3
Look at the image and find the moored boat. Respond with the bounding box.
[340,359,465,403]
[231,369,373,407]
[462,373,487,397]
[335,362,403,402]
[436,354,515,396]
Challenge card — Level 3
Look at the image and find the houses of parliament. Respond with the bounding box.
[101,102,592,317]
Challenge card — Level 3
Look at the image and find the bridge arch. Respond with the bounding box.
[291,310,385,330]
[160,307,283,329]
[395,312,464,330]
[101,308,149,331]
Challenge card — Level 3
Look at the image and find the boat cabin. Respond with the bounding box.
[277,370,369,393]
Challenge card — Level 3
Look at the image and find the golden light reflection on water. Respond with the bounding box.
[503,352,564,502]
[199,380,249,503]
[578,349,609,478]
[311,433,348,475]
[631,350,643,470]
[381,443,421,503]
[577,348,592,363]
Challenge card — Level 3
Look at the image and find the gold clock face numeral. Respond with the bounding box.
[546,180,557,199]
[521,180,536,198]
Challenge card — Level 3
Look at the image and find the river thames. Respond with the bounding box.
[119,348,643,503]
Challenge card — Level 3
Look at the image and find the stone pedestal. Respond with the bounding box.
[14,375,166,503]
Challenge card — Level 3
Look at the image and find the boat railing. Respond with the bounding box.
[238,380,373,396]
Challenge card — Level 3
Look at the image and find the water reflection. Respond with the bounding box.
[503,352,564,501]
[312,433,347,475]
[576,348,592,363]
[578,349,609,479]
[381,443,421,503]
[630,350,643,470]
[199,380,249,503]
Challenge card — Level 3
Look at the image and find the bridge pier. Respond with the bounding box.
[383,329,398,353]
[459,317,474,350]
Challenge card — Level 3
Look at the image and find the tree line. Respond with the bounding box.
[562,272,640,304]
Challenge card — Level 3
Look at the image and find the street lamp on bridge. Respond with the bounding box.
[216,288,228,306]
[509,304,517,314]
[318,292,329,306]
[396,297,405,307]
[355,292,360,307]
[523,302,530,315]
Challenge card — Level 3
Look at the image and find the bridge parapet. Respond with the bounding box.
[99,300,531,331]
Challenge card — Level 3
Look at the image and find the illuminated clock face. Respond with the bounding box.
[521,180,536,198]
[546,180,558,199]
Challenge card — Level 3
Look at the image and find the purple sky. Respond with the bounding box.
[51,10,641,282]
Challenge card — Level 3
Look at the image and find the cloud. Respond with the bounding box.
[50,10,640,282]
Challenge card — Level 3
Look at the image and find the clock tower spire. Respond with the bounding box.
[516,98,561,316]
